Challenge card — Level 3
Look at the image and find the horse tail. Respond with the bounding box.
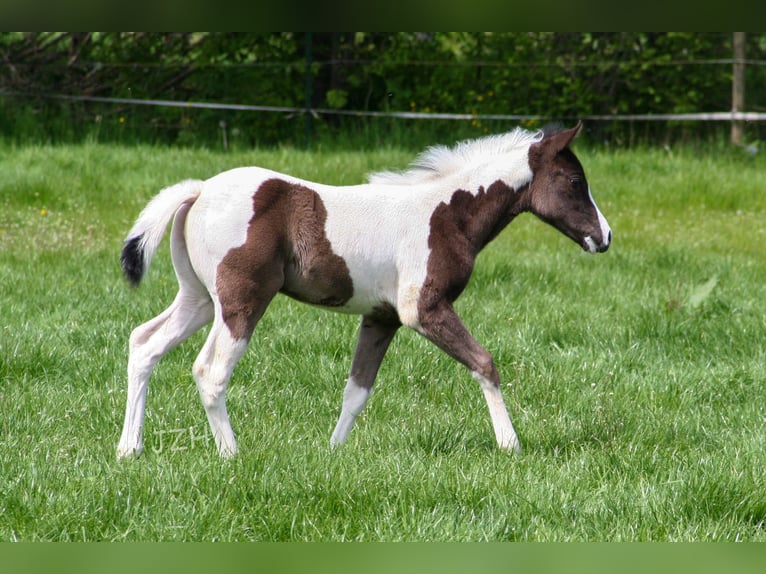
[121,179,203,287]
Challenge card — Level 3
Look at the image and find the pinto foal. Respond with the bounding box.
[117,122,611,459]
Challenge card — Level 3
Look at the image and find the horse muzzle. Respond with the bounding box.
[583,229,611,253]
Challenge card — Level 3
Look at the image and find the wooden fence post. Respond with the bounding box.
[731,32,746,146]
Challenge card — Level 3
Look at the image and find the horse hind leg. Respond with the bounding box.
[189,318,241,457]
[118,193,214,459]
[194,251,285,457]
[117,289,213,458]
[191,302,264,458]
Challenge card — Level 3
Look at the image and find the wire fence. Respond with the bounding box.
[17,91,766,123]
[4,89,762,150]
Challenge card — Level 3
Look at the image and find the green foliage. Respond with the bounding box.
[1,142,765,541]
[1,33,765,147]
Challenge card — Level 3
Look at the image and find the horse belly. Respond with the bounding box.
[281,250,397,317]
[339,256,399,315]
[325,231,428,323]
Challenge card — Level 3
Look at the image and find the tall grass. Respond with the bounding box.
[0,140,764,541]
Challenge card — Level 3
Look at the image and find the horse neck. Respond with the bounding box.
[429,177,530,254]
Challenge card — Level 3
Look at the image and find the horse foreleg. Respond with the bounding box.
[117,290,213,459]
[417,302,521,452]
[330,316,398,447]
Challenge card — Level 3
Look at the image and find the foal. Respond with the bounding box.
[117,122,611,459]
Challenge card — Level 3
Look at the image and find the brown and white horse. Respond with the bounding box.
[117,122,611,459]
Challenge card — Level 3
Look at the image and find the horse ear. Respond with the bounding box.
[528,121,583,168]
[561,121,583,146]
[546,121,582,152]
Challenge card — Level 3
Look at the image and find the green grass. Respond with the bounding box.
[1,141,765,541]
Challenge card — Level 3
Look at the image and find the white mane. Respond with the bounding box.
[368,127,544,186]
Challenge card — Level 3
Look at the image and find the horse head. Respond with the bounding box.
[527,122,611,253]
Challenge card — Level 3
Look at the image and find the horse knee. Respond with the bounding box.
[472,354,500,388]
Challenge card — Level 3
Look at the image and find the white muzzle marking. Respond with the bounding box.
[584,187,611,253]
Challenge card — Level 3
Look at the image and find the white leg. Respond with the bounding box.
[117,291,212,458]
[417,301,521,452]
[192,316,250,458]
[472,372,521,452]
[330,377,372,446]
[330,316,398,447]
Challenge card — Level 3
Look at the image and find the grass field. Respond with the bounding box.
[0,138,765,541]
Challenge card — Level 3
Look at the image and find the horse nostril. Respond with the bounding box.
[607,230,612,243]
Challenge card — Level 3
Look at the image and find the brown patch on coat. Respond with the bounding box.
[418,179,528,315]
[216,178,354,340]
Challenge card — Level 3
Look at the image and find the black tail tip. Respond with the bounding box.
[120,235,144,287]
